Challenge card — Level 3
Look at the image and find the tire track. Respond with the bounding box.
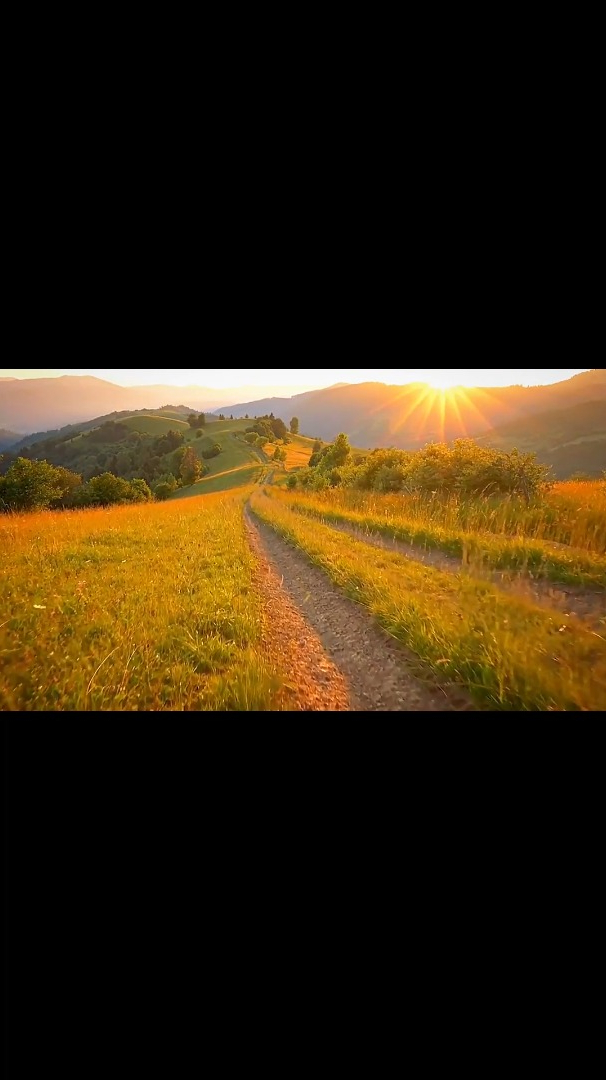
[245,508,475,712]
[279,507,606,629]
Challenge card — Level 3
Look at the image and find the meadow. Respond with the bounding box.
[170,422,268,498]
[266,481,606,588]
[250,487,606,711]
[0,485,285,711]
[263,433,316,471]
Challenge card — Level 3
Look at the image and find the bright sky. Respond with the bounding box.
[0,368,589,392]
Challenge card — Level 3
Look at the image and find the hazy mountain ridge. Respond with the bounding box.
[476,399,606,478]
[2,372,605,479]
[0,376,296,433]
[217,370,606,448]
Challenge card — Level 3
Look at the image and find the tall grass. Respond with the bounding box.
[250,490,606,711]
[269,484,606,588]
[0,487,283,711]
[293,481,606,553]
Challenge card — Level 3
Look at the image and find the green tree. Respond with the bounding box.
[129,479,153,502]
[180,447,203,485]
[290,417,299,435]
[201,443,222,460]
[77,473,134,507]
[0,458,83,512]
[154,482,174,501]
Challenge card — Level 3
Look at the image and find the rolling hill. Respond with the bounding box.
[477,399,606,478]
[0,375,289,434]
[218,370,606,449]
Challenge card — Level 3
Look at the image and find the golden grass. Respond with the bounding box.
[263,435,314,471]
[304,481,606,553]
[250,490,606,711]
[270,488,606,587]
[0,486,284,711]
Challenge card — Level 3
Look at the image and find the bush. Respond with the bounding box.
[304,437,552,504]
[0,458,83,511]
[286,474,298,489]
[201,443,222,461]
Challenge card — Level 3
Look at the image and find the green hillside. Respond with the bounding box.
[121,414,190,436]
[170,421,268,500]
[478,400,606,478]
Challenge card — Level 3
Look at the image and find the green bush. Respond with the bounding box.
[305,437,552,504]
[201,443,222,461]
[0,458,83,511]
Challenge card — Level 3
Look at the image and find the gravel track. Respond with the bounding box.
[245,510,475,712]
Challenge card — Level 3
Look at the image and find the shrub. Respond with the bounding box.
[201,443,222,461]
[0,458,83,512]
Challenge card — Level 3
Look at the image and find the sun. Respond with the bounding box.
[424,373,461,391]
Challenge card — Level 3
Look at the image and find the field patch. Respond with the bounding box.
[0,487,282,711]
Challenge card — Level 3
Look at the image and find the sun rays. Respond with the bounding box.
[360,382,501,445]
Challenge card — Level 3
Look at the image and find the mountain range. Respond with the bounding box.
[0,376,299,434]
[216,369,606,448]
[1,370,605,477]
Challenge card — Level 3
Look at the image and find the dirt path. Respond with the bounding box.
[245,510,475,712]
[291,514,606,629]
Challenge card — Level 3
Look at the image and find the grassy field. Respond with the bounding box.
[299,481,606,552]
[269,482,606,588]
[263,433,316,471]
[250,488,606,711]
[169,422,268,500]
[121,414,190,435]
[0,485,285,711]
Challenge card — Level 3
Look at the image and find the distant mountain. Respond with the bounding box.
[0,376,290,434]
[0,428,21,450]
[217,370,606,449]
[6,405,199,453]
[477,399,606,478]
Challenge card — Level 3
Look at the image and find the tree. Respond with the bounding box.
[180,446,203,485]
[201,443,222,460]
[0,458,83,512]
[312,440,322,453]
[77,473,135,507]
[154,482,174,501]
[129,479,153,502]
[270,417,288,440]
[290,417,299,435]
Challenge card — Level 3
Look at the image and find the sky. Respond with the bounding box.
[0,368,590,392]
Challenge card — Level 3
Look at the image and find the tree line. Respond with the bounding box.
[0,421,225,511]
[287,434,553,503]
